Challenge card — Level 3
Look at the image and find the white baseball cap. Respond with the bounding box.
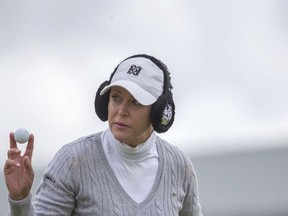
[100,57,164,105]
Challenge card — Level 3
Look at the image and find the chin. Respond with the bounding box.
[111,130,128,142]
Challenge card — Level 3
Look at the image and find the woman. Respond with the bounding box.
[4,54,203,215]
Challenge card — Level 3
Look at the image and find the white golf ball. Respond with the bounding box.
[14,128,29,144]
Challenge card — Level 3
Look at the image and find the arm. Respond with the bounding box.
[32,143,78,215]
[4,132,35,216]
[5,133,78,216]
[179,155,203,216]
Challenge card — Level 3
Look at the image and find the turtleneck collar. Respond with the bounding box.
[102,129,158,161]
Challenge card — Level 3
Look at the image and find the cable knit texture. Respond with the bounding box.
[8,132,202,216]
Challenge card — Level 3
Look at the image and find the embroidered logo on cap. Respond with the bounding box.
[127,65,142,76]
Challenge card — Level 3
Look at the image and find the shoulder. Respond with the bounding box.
[156,135,197,177]
[45,132,103,178]
[61,132,101,150]
[156,136,191,162]
[52,132,102,163]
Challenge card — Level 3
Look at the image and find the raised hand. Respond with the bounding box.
[4,132,35,200]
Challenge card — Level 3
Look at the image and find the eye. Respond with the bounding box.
[132,99,141,106]
[111,94,121,102]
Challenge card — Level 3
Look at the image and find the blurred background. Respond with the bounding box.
[0,0,287,215]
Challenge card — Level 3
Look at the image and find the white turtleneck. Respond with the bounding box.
[101,129,159,203]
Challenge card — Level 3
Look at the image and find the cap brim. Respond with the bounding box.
[100,80,157,106]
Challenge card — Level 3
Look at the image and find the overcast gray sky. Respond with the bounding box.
[1,0,288,167]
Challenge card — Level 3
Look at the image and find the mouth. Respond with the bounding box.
[114,122,129,129]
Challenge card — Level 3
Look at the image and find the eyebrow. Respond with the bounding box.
[111,88,135,100]
[110,88,123,94]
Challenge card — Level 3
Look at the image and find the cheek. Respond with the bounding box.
[135,109,152,125]
[144,110,152,123]
[107,102,115,120]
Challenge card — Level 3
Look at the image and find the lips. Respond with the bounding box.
[114,121,129,128]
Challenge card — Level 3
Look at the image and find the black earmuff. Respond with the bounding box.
[148,55,175,133]
[94,80,110,121]
[94,54,175,133]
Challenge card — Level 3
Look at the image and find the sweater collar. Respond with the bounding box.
[104,129,158,160]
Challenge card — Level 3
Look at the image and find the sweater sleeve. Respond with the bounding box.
[33,143,79,215]
[8,193,33,216]
[179,153,203,216]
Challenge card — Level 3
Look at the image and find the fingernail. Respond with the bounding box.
[16,163,21,167]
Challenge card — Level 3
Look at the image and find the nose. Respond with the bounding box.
[117,101,129,116]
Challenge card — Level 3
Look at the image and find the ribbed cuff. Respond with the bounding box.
[8,193,33,216]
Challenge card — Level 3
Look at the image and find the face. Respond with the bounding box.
[108,86,153,147]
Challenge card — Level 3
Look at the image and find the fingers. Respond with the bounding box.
[23,156,34,174]
[4,156,33,170]
[9,132,17,149]
[7,148,21,160]
[24,134,34,160]
[9,132,34,159]
[4,159,21,170]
